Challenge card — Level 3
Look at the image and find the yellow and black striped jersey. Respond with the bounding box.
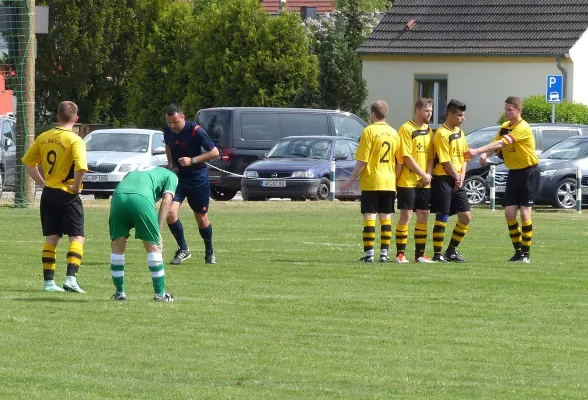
[355,122,401,191]
[493,119,538,170]
[432,124,469,176]
[22,127,88,194]
[397,120,434,188]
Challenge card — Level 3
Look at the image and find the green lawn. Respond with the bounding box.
[1,201,587,399]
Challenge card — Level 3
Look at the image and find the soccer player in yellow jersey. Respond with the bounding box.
[395,98,436,264]
[467,96,539,263]
[22,101,88,292]
[341,100,401,263]
[430,99,472,263]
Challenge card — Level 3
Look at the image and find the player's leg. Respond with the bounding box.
[109,193,132,300]
[414,188,433,263]
[359,191,377,262]
[504,168,526,261]
[394,187,413,264]
[518,166,539,263]
[167,182,191,264]
[39,188,65,291]
[430,177,451,263]
[134,196,174,301]
[60,192,86,293]
[444,188,471,262]
[187,181,215,264]
[377,191,395,263]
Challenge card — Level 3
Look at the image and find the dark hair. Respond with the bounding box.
[166,103,183,116]
[505,96,523,111]
[446,99,466,113]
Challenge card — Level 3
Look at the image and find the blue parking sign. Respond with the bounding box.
[546,75,563,103]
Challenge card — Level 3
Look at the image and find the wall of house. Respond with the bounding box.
[569,31,588,106]
[362,55,574,133]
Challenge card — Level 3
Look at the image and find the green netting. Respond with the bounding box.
[0,0,35,207]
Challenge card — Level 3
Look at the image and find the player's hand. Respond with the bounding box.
[178,157,192,167]
[157,237,163,251]
[465,148,479,158]
[340,179,353,193]
[67,184,81,194]
[453,176,462,191]
[479,153,488,166]
[420,173,432,186]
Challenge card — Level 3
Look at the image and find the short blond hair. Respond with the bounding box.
[505,96,523,111]
[58,101,78,123]
[370,100,388,119]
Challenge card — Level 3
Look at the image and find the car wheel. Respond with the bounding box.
[94,194,111,200]
[316,177,330,200]
[553,178,577,209]
[210,184,238,201]
[464,176,486,205]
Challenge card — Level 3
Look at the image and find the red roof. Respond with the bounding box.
[261,0,336,14]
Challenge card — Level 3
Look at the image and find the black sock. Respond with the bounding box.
[199,224,213,253]
[168,220,188,250]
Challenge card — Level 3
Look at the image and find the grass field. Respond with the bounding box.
[1,200,587,399]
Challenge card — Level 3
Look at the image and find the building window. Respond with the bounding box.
[416,76,447,126]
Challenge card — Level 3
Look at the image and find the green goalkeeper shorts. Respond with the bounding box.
[109,193,160,244]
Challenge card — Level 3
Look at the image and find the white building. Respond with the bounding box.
[358,0,588,133]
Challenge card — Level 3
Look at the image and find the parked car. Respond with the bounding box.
[82,129,167,199]
[464,123,588,205]
[0,115,16,197]
[196,107,368,201]
[241,136,361,201]
[492,135,588,209]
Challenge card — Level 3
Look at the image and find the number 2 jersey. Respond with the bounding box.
[355,121,401,191]
[22,127,88,194]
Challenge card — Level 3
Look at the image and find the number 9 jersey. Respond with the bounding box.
[355,121,401,191]
[22,127,88,194]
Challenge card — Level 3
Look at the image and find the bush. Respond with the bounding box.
[497,95,588,124]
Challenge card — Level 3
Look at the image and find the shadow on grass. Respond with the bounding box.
[13,297,89,303]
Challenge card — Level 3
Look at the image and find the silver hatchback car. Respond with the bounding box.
[82,128,167,199]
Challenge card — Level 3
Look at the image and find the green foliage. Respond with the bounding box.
[127,1,196,128]
[182,0,319,117]
[336,0,393,12]
[35,0,143,126]
[498,95,588,125]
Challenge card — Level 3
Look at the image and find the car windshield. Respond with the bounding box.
[540,139,588,160]
[466,128,498,148]
[267,138,332,160]
[85,133,150,152]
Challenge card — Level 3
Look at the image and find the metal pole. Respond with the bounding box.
[329,160,336,201]
[551,103,556,123]
[489,164,496,211]
[576,166,582,214]
[14,0,35,207]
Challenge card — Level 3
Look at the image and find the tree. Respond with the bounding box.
[335,0,393,13]
[182,0,319,117]
[35,0,143,125]
[127,1,196,128]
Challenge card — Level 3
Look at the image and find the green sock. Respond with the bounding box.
[148,264,165,296]
[110,264,125,294]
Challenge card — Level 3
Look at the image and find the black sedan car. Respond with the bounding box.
[241,136,360,201]
[492,135,588,209]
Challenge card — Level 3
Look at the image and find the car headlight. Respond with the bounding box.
[119,163,140,172]
[291,170,314,178]
[540,169,557,176]
[244,170,258,178]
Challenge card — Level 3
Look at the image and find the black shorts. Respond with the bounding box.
[504,165,540,207]
[174,177,210,214]
[360,190,396,214]
[397,187,431,211]
[40,187,84,237]
[430,175,470,215]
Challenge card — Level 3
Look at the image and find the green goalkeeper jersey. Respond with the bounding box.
[114,166,178,205]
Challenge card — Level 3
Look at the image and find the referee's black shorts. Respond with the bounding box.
[360,190,396,214]
[430,175,470,215]
[504,165,540,207]
[40,187,85,237]
[396,187,431,211]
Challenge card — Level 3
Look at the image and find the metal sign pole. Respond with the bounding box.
[551,103,556,123]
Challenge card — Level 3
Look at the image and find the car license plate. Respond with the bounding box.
[261,180,286,188]
[84,174,107,182]
[494,185,506,192]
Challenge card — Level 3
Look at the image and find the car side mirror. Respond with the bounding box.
[334,152,348,160]
[152,146,166,155]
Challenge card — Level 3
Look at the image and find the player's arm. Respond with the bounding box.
[437,136,461,181]
[24,165,45,188]
[158,192,173,232]
[340,160,367,192]
[22,140,44,187]
[341,130,370,192]
[178,127,220,166]
[165,145,173,168]
[467,131,503,160]
[70,138,88,194]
